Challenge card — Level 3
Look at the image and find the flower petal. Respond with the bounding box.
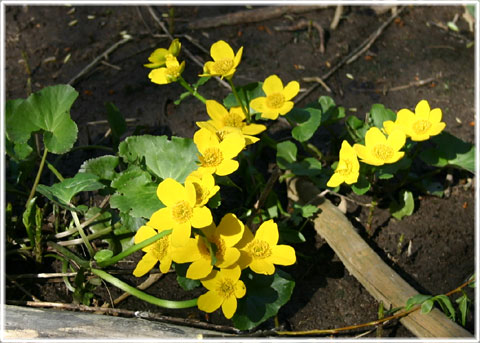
[148,68,169,85]
[233,46,243,68]
[217,213,244,247]
[235,280,246,298]
[242,123,266,135]
[194,128,219,154]
[365,127,387,147]
[387,151,405,164]
[236,226,254,249]
[270,245,296,266]
[220,133,245,159]
[415,100,430,119]
[260,110,280,120]
[250,97,266,113]
[222,296,237,319]
[216,247,240,268]
[278,101,294,115]
[216,159,239,176]
[171,222,191,247]
[263,75,283,95]
[206,100,229,123]
[255,220,278,246]
[157,178,186,206]
[200,269,219,290]
[353,144,369,162]
[133,252,158,277]
[327,172,345,188]
[159,255,173,274]
[197,290,223,313]
[219,265,241,281]
[428,122,446,136]
[429,108,443,123]
[171,237,200,263]
[283,81,300,100]
[250,259,275,275]
[386,129,406,152]
[148,207,174,230]
[186,258,213,280]
[211,40,234,61]
[191,206,213,228]
[135,225,157,246]
[184,180,197,207]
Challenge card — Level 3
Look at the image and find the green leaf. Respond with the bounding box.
[6,99,34,160]
[94,250,114,263]
[390,190,415,220]
[232,269,295,330]
[345,115,368,143]
[351,175,371,195]
[293,203,319,218]
[278,226,306,244]
[22,197,37,248]
[405,294,432,311]
[118,135,198,183]
[419,132,475,173]
[287,106,322,142]
[110,167,164,218]
[6,85,79,154]
[36,173,105,207]
[290,157,322,176]
[276,141,297,169]
[79,155,120,181]
[317,96,345,125]
[433,295,456,321]
[456,294,469,326]
[106,102,127,142]
[369,104,396,129]
[174,263,201,291]
[376,157,412,180]
[421,299,434,314]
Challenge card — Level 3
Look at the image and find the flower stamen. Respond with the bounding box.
[412,120,432,135]
[213,59,234,75]
[247,239,272,259]
[266,93,285,109]
[373,144,394,161]
[171,200,193,224]
[199,147,224,167]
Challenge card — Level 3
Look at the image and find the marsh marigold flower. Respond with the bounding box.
[194,128,245,176]
[148,55,185,85]
[172,213,245,279]
[250,75,299,120]
[354,127,406,166]
[197,266,246,319]
[237,220,296,275]
[327,140,360,187]
[132,225,173,277]
[200,40,243,79]
[144,39,181,69]
[185,171,220,207]
[197,100,266,145]
[149,178,212,247]
[383,100,446,141]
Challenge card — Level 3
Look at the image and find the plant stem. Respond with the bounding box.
[58,225,115,246]
[47,241,90,269]
[26,147,48,208]
[45,160,64,182]
[91,268,197,309]
[70,210,95,257]
[366,198,377,236]
[178,76,207,104]
[227,78,250,123]
[97,230,172,268]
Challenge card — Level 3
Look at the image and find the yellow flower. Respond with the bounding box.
[250,75,300,120]
[148,178,212,247]
[199,40,243,79]
[236,220,296,275]
[383,100,446,141]
[144,39,181,68]
[194,128,245,176]
[197,266,246,319]
[196,100,266,145]
[354,127,406,166]
[172,213,245,279]
[327,140,360,187]
[132,225,173,277]
[148,55,185,85]
[185,171,220,207]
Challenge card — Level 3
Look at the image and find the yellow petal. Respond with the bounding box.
[196,120,219,133]
[365,127,387,147]
[326,173,344,188]
[159,255,173,274]
[148,68,169,85]
[217,213,244,247]
[255,220,278,246]
[260,109,280,120]
[415,100,430,119]
[278,101,294,115]
[197,290,223,313]
[186,258,213,280]
[220,133,245,159]
[211,40,234,61]
[383,120,395,135]
[191,206,213,228]
[185,180,197,207]
[283,81,300,100]
[250,259,275,275]
[387,151,405,164]
[233,46,243,68]
[215,159,239,176]
[429,108,443,123]
[353,144,369,161]
[237,250,253,269]
[345,171,360,185]
[200,269,219,290]
[235,280,246,298]
[134,225,157,246]
[156,178,186,206]
[171,222,191,247]
[229,106,246,120]
[386,129,406,152]
[270,245,296,266]
[194,128,219,154]
[216,247,240,268]
[428,122,446,136]
[222,296,237,319]
[236,226,254,249]
[396,109,415,127]
[206,100,229,123]
[171,237,200,263]
[133,252,158,277]
[250,97,266,113]
[263,75,283,95]
[148,207,174,230]
[242,123,266,135]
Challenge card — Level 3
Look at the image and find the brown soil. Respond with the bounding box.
[5,4,476,338]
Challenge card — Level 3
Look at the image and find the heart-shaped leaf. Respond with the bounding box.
[79,155,120,181]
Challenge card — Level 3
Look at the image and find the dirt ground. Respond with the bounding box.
[4,4,476,338]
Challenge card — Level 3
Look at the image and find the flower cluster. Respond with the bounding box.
[327,99,446,187]
[136,39,298,319]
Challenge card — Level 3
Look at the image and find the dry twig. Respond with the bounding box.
[274,19,325,53]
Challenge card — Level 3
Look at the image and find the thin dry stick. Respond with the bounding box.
[330,5,344,30]
[6,276,41,302]
[295,6,405,104]
[302,76,332,93]
[68,36,132,85]
[146,6,231,91]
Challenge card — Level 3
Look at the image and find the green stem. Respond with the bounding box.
[70,210,95,257]
[98,230,172,268]
[26,147,48,208]
[178,76,207,104]
[47,241,90,269]
[91,268,197,309]
[58,225,115,246]
[227,78,250,123]
[45,160,64,182]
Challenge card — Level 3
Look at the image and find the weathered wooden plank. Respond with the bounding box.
[3,305,228,339]
[287,177,473,338]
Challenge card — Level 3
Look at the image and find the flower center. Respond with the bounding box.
[213,237,226,258]
[247,239,272,259]
[212,58,234,75]
[200,147,224,168]
[151,236,170,260]
[336,159,353,176]
[223,113,245,128]
[171,200,193,224]
[412,120,432,135]
[217,278,235,298]
[373,144,394,161]
[165,65,181,80]
[266,93,285,109]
